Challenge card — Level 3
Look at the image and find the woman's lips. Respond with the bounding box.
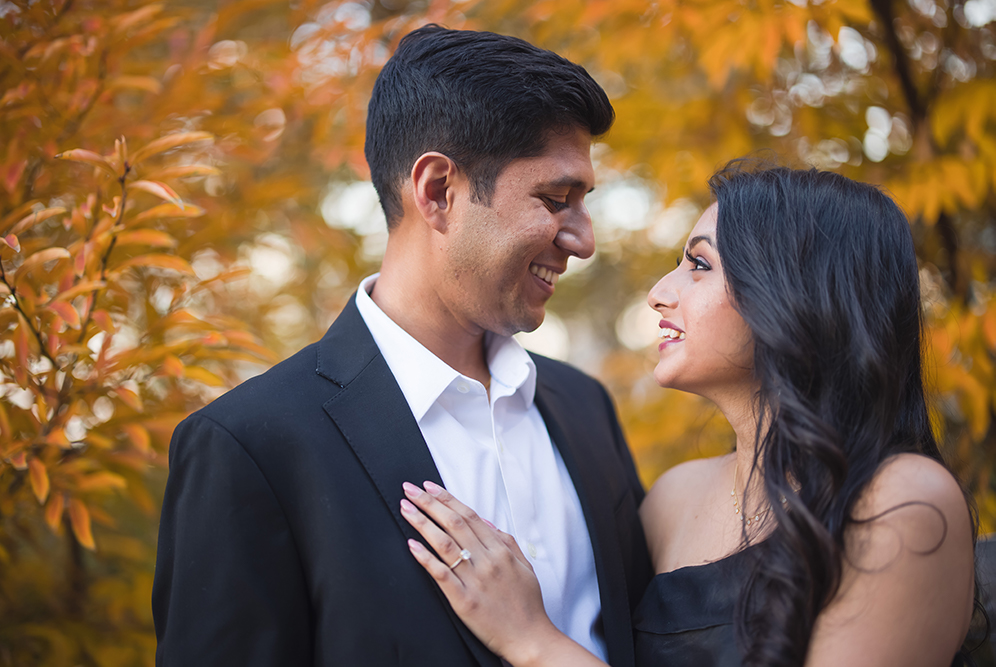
[658,321,685,350]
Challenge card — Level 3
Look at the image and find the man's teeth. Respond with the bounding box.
[530,265,559,285]
[658,327,685,341]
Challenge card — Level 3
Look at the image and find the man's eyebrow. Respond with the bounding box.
[536,177,594,193]
[686,235,715,250]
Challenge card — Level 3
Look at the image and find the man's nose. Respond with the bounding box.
[554,204,595,259]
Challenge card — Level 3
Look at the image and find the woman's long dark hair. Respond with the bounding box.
[710,163,968,665]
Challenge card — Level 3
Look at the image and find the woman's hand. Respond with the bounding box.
[400,481,603,667]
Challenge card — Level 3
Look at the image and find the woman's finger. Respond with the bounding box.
[407,538,467,598]
[400,494,474,571]
[402,481,494,550]
[408,480,503,550]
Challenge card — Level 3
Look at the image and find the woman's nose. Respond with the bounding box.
[647,271,679,311]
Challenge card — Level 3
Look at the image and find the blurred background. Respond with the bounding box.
[1,0,995,663]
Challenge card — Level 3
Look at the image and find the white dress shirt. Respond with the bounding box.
[355,274,606,660]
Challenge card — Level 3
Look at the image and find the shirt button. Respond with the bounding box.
[527,542,537,559]
[456,383,469,394]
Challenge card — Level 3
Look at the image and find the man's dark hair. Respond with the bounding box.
[364,25,614,228]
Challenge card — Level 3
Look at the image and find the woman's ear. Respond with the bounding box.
[411,152,459,234]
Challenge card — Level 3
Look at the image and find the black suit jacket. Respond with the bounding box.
[153,295,652,666]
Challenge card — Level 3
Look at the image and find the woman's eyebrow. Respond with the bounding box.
[687,235,715,250]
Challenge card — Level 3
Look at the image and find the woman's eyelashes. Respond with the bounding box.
[684,249,711,271]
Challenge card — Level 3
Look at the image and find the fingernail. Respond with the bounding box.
[408,538,425,553]
[424,480,442,496]
[403,481,422,498]
[400,498,416,514]
[483,518,496,529]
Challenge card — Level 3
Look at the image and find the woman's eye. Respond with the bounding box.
[685,251,710,271]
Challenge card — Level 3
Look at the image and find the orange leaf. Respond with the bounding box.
[44,428,71,448]
[183,365,225,387]
[68,498,96,550]
[133,203,205,223]
[129,180,183,207]
[145,164,221,180]
[8,206,67,236]
[14,247,70,280]
[0,401,10,439]
[129,131,214,166]
[92,309,117,334]
[107,75,163,95]
[115,387,143,412]
[115,229,177,248]
[121,423,151,454]
[76,471,127,492]
[45,493,64,531]
[55,149,118,178]
[161,354,184,378]
[113,254,194,275]
[28,457,49,503]
[46,300,81,329]
[9,451,27,470]
[53,279,105,302]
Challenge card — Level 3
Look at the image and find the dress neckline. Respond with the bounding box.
[653,541,761,579]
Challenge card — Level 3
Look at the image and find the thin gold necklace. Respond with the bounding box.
[731,461,767,527]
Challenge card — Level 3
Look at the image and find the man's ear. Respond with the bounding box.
[411,152,459,233]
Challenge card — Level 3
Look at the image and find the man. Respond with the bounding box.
[153,25,651,666]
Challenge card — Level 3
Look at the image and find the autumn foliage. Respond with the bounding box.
[1,0,995,664]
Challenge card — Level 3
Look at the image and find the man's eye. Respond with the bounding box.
[542,197,569,212]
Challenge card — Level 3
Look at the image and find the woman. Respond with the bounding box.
[399,165,977,666]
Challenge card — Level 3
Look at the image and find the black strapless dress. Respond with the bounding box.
[633,548,748,667]
[632,546,970,667]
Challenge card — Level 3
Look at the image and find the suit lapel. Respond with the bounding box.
[317,296,501,667]
[533,372,635,667]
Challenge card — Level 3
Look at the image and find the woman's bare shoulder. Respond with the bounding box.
[807,452,975,666]
[640,454,733,562]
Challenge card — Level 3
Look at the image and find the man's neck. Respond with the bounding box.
[371,263,492,387]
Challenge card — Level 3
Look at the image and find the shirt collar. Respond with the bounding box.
[354,274,537,418]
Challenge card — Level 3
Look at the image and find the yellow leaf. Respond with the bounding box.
[28,457,49,504]
[55,149,119,178]
[46,300,81,329]
[115,229,177,248]
[115,387,143,412]
[121,423,151,454]
[130,131,214,166]
[68,498,96,550]
[45,493,64,531]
